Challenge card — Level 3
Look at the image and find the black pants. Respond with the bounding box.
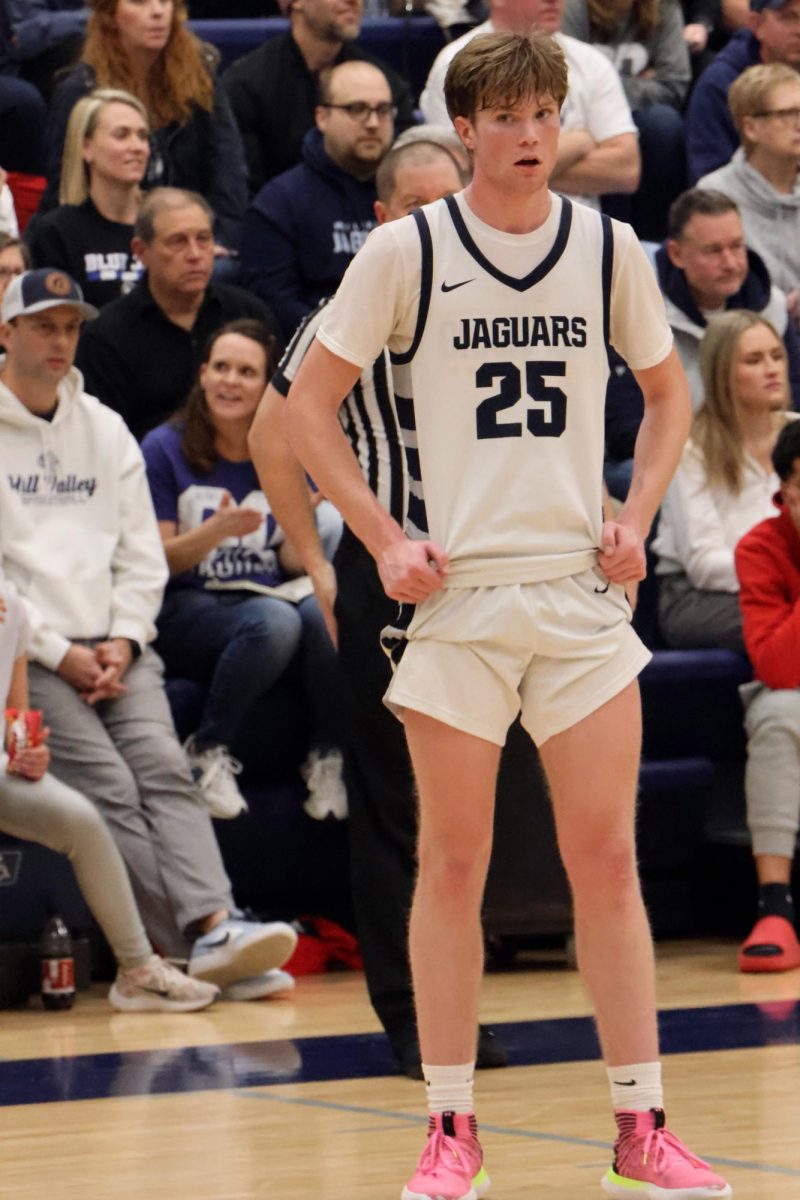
[334,529,418,1054]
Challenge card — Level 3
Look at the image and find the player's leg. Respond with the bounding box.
[540,680,731,1199]
[401,707,499,1200]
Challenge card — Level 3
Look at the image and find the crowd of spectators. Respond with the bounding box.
[1,0,799,1031]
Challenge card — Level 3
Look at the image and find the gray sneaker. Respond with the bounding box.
[222,968,296,1001]
[188,913,297,989]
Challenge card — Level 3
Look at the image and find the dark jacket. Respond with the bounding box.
[221,30,415,196]
[685,29,761,183]
[75,275,273,440]
[41,62,248,249]
[0,0,85,74]
[238,127,378,342]
[605,244,800,462]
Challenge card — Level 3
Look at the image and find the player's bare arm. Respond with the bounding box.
[600,347,691,584]
[552,132,640,196]
[285,340,448,603]
[248,382,339,641]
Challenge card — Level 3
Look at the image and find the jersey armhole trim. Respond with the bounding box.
[443,193,573,291]
[601,213,614,369]
[390,207,433,367]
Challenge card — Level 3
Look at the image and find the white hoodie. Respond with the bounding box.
[0,359,167,670]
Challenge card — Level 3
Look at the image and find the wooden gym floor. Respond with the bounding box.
[1,938,798,1199]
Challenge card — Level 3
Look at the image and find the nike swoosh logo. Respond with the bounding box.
[441,279,474,292]
[614,1079,637,1086]
[139,986,173,998]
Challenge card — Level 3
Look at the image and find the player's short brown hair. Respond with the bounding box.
[444,31,568,123]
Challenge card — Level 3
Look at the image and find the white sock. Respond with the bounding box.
[422,1062,475,1114]
[607,1061,664,1112]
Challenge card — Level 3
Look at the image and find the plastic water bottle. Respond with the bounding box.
[39,915,75,1011]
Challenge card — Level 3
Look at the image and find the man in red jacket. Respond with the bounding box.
[735,417,800,973]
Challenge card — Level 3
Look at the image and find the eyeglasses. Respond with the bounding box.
[0,266,23,280]
[751,105,800,123]
[321,101,397,122]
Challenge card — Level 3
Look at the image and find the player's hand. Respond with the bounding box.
[210,491,264,539]
[377,539,449,603]
[310,560,338,647]
[7,733,51,781]
[596,520,646,584]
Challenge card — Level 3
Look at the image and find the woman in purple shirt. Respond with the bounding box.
[142,319,345,820]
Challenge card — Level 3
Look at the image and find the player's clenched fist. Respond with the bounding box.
[377,538,450,603]
[597,520,646,584]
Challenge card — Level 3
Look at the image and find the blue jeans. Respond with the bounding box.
[156,589,341,754]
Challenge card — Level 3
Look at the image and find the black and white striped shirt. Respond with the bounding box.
[271,297,408,526]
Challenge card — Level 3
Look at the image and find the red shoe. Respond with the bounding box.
[738,915,800,973]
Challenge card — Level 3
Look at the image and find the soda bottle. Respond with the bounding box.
[39,915,76,1010]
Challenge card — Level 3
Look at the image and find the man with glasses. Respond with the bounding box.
[697,63,800,303]
[687,0,800,180]
[222,0,415,197]
[239,60,395,342]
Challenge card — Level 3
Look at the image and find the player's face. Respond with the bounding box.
[378,156,463,221]
[668,211,748,309]
[83,101,150,186]
[752,0,800,70]
[731,321,788,413]
[293,0,362,43]
[200,332,268,426]
[0,307,82,386]
[454,94,561,197]
[743,80,800,159]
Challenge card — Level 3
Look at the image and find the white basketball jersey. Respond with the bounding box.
[391,195,614,588]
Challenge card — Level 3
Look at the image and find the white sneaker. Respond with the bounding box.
[301,749,348,820]
[188,912,298,988]
[222,968,296,1001]
[109,955,220,1012]
[185,738,248,819]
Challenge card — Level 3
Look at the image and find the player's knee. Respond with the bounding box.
[562,832,638,898]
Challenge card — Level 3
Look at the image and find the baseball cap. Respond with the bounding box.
[750,0,791,11]
[1,268,98,324]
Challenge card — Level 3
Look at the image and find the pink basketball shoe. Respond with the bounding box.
[602,1109,732,1198]
[401,1111,490,1200]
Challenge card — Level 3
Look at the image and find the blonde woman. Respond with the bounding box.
[654,309,795,649]
[28,89,148,308]
[41,0,246,250]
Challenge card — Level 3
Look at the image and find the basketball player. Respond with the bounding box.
[284,31,732,1200]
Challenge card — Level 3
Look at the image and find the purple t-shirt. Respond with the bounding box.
[142,422,285,591]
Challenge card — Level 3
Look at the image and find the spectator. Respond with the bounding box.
[735,417,800,973]
[0,233,29,303]
[249,139,508,1078]
[41,0,247,250]
[0,578,220,1012]
[0,75,46,176]
[681,0,725,78]
[697,63,800,299]
[605,188,800,498]
[686,0,800,182]
[27,89,148,308]
[562,0,690,238]
[142,319,346,822]
[419,0,641,210]
[238,61,393,342]
[0,167,19,238]
[76,187,272,440]
[221,0,415,197]
[1,0,85,102]
[653,309,793,648]
[0,268,298,999]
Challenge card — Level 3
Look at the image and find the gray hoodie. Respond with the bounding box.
[698,150,800,297]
